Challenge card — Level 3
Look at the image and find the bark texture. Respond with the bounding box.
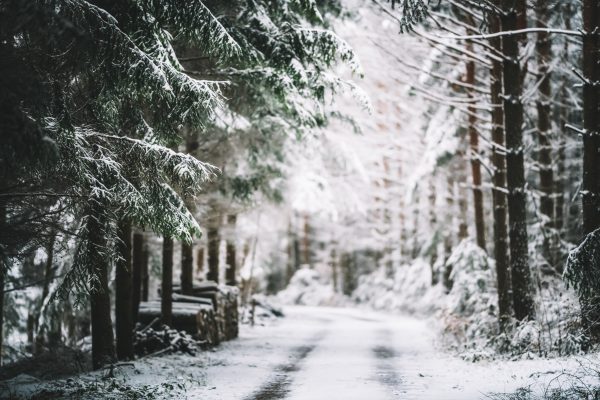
[161,236,174,326]
[489,12,513,326]
[115,220,133,360]
[500,0,535,321]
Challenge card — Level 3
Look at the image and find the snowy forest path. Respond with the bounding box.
[188,306,575,399]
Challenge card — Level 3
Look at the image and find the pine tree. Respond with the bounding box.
[498,0,536,321]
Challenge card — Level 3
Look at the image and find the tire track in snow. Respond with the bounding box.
[372,329,403,396]
[243,330,328,400]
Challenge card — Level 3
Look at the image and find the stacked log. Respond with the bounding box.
[137,300,218,345]
[143,282,239,346]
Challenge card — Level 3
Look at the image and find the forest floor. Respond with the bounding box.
[2,306,599,399]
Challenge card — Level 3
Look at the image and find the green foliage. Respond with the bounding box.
[1,0,358,299]
[564,228,600,299]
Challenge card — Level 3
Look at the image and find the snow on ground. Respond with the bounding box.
[194,306,599,399]
[6,305,597,400]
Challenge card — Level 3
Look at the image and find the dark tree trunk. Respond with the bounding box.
[161,236,173,326]
[466,53,486,250]
[181,241,194,294]
[330,246,338,292]
[88,203,116,369]
[457,162,469,242]
[141,243,149,302]
[286,222,296,284]
[207,226,220,283]
[115,220,133,360]
[428,180,438,284]
[303,214,311,267]
[581,0,600,236]
[580,0,600,339]
[400,202,409,261]
[0,203,5,367]
[500,0,535,321]
[444,175,455,262]
[35,231,56,353]
[225,214,237,286]
[489,12,513,327]
[411,195,421,259]
[535,0,555,267]
[131,232,143,322]
[293,237,301,271]
[196,247,204,276]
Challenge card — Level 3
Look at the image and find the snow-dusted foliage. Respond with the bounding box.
[278,268,348,306]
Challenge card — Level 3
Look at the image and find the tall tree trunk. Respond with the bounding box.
[286,221,295,284]
[444,175,455,262]
[0,203,5,366]
[161,237,173,326]
[196,247,204,276]
[181,241,194,294]
[580,0,600,339]
[411,193,421,259]
[207,225,220,283]
[330,246,338,292]
[466,56,486,250]
[489,12,513,326]
[88,203,116,369]
[500,0,535,321]
[131,232,143,322]
[141,242,149,302]
[535,0,555,268]
[115,220,133,360]
[303,214,311,267]
[35,231,56,353]
[457,162,469,242]
[428,179,439,284]
[225,215,237,286]
[581,0,600,237]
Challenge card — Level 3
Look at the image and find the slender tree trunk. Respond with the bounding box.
[35,231,56,353]
[141,243,149,302]
[196,247,204,276]
[161,236,173,326]
[466,56,486,250]
[225,214,237,286]
[489,12,513,326]
[181,241,194,294]
[330,246,338,292]
[131,232,143,322]
[115,220,133,360]
[580,0,600,339]
[0,203,5,366]
[457,162,469,242]
[88,203,116,369]
[535,0,555,268]
[444,175,455,262]
[207,226,220,283]
[411,193,421,259]
[500,0,535,321]
[303,214,311,267]
[581,0,600,237]
[428,179,439,284]
[286,221,295,284]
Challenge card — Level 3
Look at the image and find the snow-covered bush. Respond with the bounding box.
[440,240,585,360]
[277,268,348,306]
[439,240,502,359]
[352,258,444,314]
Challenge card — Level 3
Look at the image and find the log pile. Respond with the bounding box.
[138,282,239,348]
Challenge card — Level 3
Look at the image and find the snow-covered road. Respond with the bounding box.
[3,305,592,399]
[188,306,582,400]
